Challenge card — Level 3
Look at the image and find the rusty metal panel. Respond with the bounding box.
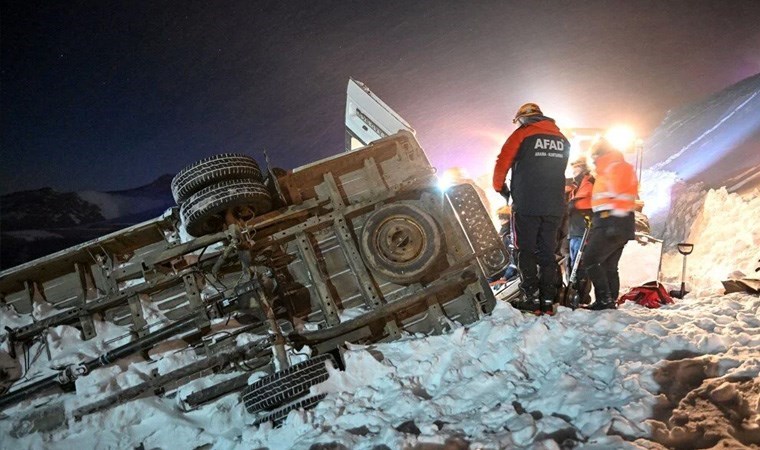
[40,272,81,308]
[127,295,148,337]
[3,287,33,314]
[336,157,387,205]
[280,132,433,206]
[378,138,434,188]
[294,232,340,327]
[148,283,192,318]
[0,215,175,296]
[75,261,98,340]
[332,216,383,310]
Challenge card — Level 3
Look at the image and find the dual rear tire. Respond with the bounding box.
[172,154,273,236]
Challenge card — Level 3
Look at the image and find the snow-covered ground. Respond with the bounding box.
[2,183,759,450]
[2,292,758,449]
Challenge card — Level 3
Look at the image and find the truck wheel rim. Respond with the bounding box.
[375,217,427,264]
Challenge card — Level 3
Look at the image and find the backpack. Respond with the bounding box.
[618,281,674,308]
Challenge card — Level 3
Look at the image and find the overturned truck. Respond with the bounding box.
[0,111,508,427]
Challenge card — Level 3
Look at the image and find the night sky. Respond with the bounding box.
[2,0,759,194]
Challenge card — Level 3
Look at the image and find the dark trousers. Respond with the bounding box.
[512,213,562,299]
[582,228,628,301]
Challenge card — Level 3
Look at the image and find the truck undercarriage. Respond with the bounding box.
[0,129,508,428]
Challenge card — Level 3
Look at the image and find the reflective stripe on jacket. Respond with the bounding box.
[591,151,638,216]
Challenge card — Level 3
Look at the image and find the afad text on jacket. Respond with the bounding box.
[493,117,570,216]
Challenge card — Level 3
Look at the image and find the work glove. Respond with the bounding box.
[583,214,592,228]
[499,184,511,202]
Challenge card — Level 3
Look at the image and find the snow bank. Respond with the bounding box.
[660,187,760,295]
[638,169,681,237]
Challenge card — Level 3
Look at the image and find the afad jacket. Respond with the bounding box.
[492,118,570,216]
[590,150,638,238]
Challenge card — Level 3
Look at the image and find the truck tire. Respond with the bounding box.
[360,203,444,285]
[171,154,263,205]
[242,353,336,415]
[253,393,328,427]
[180,179,272,237]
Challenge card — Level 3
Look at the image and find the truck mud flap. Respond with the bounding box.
[446,184,508,278]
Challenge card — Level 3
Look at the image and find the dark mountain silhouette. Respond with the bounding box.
[1,188,106,231]
[1,175,175,270]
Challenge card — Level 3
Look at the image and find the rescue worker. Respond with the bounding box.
[492,103,570,314]
[567,157,594,268]
[583,139,639,310]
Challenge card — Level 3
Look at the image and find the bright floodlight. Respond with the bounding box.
[438,177,451,191]
[605,125,636,151]
[438,167,470,191]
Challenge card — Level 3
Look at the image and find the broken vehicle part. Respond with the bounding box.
[0,81,507,428]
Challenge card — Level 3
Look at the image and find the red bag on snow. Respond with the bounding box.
[618,281,674,308]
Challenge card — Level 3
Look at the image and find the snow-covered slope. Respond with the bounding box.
[0,188,106,230]
[645,72,760,189]
[78,174,174,221]
[639,74,760,241]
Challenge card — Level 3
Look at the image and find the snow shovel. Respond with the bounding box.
[669,242,693,299]
[562,226,590,310]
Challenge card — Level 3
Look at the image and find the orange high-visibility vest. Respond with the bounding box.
[571,174,594,210]
[591,151,638,216]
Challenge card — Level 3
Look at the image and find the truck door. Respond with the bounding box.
[344,78,416,151]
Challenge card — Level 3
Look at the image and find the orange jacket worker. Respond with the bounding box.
[582,138,639,310]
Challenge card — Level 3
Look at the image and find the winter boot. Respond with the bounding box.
[541,298,556,316]
[585,263,616,310]
[513,287,541,314]
[588,296,616,310]
[608,271,620,305]
[577,278,592,305]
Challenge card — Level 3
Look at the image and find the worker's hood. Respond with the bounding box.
[520,116,561,133]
